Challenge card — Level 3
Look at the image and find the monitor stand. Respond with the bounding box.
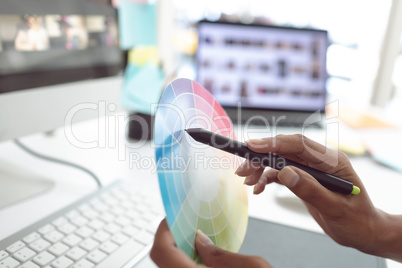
[0,159,54,209]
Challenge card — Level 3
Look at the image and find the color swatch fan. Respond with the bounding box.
[154,78,248,261]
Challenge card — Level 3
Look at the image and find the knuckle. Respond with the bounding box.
[294,133,307,142]
[338,151,349,164]
[250,256,271,267]
[209,247,225,259]
[207,247,227,266]
[275,134,285,139]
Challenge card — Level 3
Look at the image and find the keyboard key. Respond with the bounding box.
[22,232,40,244]
[66,247,87,261]
[58,223,77,235]
[99,241,118,254]
[103,223,120,234]
[75,226,94,238]
[120,200,134,209]
[122,225,140,237]
[6,241,25,253]
[125,210,140,220]
[47,242,69,256]
[111,233,129,245]
[82,210,99,220]
[99,212,114,223]
[92,203,109,213]
[52,256,73,268]
[29,239,51,252]
[63,234,82,247]
[0,257,19,268]
[38,224,55,235]
[86,250,106,264]
[135,230,154,245]
[114,216,131,227]
[88,219,104,230]
[32,251,55,266]
[13,247,36,262]
[135,203,148,213]
[44,231,64,243]
[79,239,99,252]
[70,216,88,227]
[94,240,144,268]
[52,217,67,227]
[18,261,39,268]
[72,259,94,268]
[0,250,8,261]
[66,210,80,220]
[110,207,124,216]
[92,231,110,243]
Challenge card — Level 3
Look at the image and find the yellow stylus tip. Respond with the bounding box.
[351,186,360,195]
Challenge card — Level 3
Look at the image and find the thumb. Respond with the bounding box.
[277,166,340,212]
[195,230,270,268]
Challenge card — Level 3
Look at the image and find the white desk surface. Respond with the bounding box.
[0,116,401,268]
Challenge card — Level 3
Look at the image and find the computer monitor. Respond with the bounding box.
[196,21,328,125]
[0,0,124,207]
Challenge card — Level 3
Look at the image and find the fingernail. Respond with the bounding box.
[244,176,252,185]
[277,166,299,188]
[253,184,259,194]
[196,229,213,246]
[253,177,265,194]
[235,161,247,174]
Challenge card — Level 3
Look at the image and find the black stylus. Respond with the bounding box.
[185,128,360,196]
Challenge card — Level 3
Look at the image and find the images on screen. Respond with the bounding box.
[196,22,328,112]
[0,14,118,52]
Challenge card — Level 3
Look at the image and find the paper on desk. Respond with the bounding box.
[121,61,165,115]
[128,46,158,66]
[117,1,156,49]
[337,105,396,129]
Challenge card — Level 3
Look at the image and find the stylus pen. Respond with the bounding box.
[185,128,360,196]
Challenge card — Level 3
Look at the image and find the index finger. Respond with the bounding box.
[150,219,198,268]
[245,134,346,175]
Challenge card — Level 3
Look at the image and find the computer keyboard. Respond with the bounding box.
[0,181,165,268]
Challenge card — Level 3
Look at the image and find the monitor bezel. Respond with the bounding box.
[0,63,124,94]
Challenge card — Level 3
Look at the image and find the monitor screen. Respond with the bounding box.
[0,0,123,93]
[196,21,328,112]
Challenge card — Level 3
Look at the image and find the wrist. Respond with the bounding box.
[371,210,402,262]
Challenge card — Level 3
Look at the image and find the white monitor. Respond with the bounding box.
[0,0,124,208]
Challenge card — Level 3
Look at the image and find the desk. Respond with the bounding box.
[0,116,401,267]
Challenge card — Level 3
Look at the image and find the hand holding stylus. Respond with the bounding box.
[236,134,402,260]
[152,133,402,265]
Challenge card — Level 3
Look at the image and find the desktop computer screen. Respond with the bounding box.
[196,21,328,113]
[0,0,124,206]
[0,0,124,142]
[0,0,123,93]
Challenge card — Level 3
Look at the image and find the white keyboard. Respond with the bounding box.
[0,181,165,268]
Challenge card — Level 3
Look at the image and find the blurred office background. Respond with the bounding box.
[164,0,402,125]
